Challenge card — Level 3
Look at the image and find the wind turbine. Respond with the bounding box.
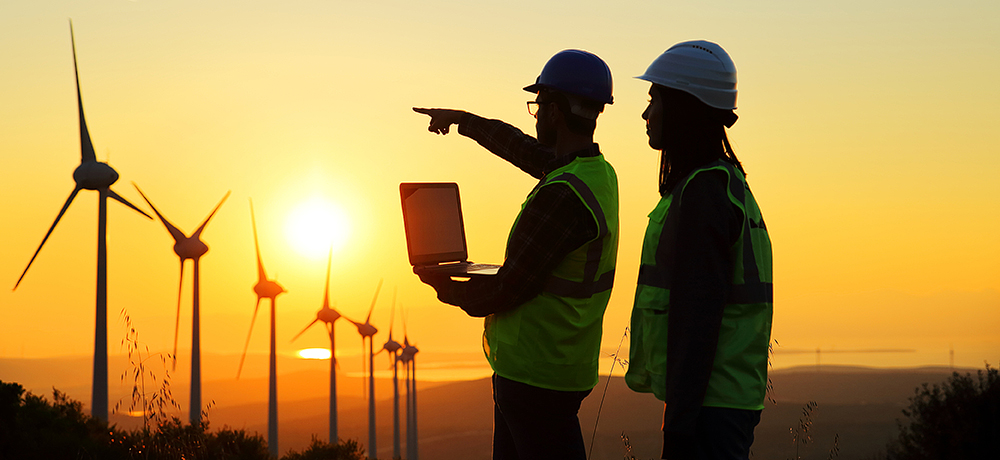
[133,184,229,425]
[349,279,382,459]
[399,309,420,460]
[290,247,348,443]
[376,289,403,459]
[238,200,286,458]
[13,22,152,421]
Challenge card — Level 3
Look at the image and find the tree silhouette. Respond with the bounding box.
[885,363,999,459]
[0,381,117,460]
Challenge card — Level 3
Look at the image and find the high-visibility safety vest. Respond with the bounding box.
[626,160,773,410]
[484,154,619,392]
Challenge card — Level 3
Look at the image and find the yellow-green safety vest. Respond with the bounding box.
[484,154,619,392]
[626,160,773,410]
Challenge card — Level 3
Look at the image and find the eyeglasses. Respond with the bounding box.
[526,100,554,117]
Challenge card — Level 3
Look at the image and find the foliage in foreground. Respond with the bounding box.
[0,380,119,460]
[0,380,369,460]
[881,363,1000,460]
[282,436,367,460]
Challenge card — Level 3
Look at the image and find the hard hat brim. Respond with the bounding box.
[523,83,545,94]
[523,83,614,104]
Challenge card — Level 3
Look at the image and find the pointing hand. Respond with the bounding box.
[412,107,466,135]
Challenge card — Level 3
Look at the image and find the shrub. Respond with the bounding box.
[0,380,121,460]
[1,379,374,460]
[885,363,1000,459]
[281,436,367,460]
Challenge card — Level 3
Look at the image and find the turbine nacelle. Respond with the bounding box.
[317,307,341,324]
[352,320,377,338]
[73,161,119,190]
[382,338,402,354]
[399,344,418,363]
[255,279,286,299]
[175,239,209,260]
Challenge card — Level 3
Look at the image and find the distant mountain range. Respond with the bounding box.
[0,354,970,459]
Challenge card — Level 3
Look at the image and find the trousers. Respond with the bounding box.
[662,406,762,460]
[492,374,593,460]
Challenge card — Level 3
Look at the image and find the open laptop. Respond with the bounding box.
[400,182,501,277]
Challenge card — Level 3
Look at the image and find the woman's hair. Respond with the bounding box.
[656,85,745,196]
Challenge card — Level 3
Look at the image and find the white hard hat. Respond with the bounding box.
[636,40,737,110]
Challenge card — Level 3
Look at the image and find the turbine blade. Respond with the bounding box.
[291,318,320,343]
[14,187,81,290]
[69,21,96,164]
[322,246,332,309]
[133,183,185,242]
[237,297,263,379]
[173,261,185,371]
[106,188,152,219]
[388,288,397,338]
[193,190,231,238]
[402,302,409,339]
[249,199,267,281]
[367,279,383,322]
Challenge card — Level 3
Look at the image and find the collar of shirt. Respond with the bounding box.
[542,143,602,176]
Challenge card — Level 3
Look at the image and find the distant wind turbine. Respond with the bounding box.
[774,347,915,371]
[291,247,349,443]
[349,279,382,459]
[238,200,286,458]
[13,21,152,421]
[376,289,403,459]
[133,184,229,425]
[399,307,420,460]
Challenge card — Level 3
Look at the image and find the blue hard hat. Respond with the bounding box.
[523,49,614,104]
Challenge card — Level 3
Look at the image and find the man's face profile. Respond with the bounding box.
[534,92,558,147]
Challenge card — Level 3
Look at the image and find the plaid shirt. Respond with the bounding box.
[432,113,601,316]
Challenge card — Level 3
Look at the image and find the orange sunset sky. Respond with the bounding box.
[2,0,998,392]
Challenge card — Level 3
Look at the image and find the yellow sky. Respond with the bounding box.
[1,0,998,379]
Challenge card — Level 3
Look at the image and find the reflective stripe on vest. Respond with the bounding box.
[541,172,616,298]
[485,155,619,391]
[626,160,773,409]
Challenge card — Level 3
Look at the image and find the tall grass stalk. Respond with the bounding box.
[589,326,629,460]
[789,401,818,460]
[112,308,181,433]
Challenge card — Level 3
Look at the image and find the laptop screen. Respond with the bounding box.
[400,182,469,266]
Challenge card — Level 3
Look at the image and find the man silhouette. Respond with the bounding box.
[413,49,619,460]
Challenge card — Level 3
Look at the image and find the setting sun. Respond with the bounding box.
[285,197,351,260]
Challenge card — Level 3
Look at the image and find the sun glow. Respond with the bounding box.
[297,348,332,360]
[285,197,351,260]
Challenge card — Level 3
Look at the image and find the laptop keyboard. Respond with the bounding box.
[419,263,499,273]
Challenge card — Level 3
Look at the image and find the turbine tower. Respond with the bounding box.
[133,184,229,424]
[238,200,285,458]
[291,247,348,443]
[13,22,152,421]
[349,280,382,459]
[377,289,403,459]
[399,311,420,460]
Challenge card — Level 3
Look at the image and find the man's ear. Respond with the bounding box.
[547,102,565,124]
